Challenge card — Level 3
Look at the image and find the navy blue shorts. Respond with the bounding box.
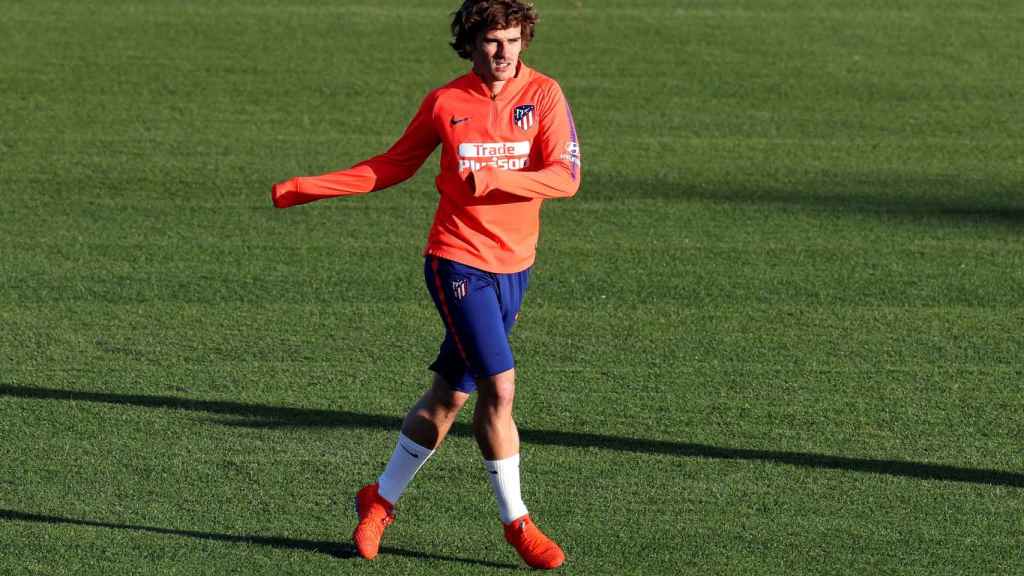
[424,256,531,393]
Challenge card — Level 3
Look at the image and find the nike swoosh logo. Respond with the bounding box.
[401,445,420,459]
[450,116,471,126]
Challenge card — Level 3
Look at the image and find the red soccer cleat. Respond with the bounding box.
[503,514,565,569]
[352,483,395,560]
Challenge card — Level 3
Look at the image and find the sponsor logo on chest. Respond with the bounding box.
[457,141,531,171]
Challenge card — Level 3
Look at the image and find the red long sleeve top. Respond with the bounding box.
[272,63,581,273]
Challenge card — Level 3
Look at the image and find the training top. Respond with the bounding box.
[272,62,581,274]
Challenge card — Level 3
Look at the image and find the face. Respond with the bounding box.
[471,25,523,85]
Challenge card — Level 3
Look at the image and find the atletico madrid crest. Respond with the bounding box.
[513,104,535,131]
[451,279,468,300]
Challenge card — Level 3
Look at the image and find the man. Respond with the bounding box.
[272,0,580,569]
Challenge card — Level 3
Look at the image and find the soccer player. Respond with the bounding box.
[271,0,580,569]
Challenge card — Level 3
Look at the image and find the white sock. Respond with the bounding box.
[484,454,529,524]
[377,433,435,505]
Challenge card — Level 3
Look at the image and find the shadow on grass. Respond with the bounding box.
[592,175,1023,228]
[2,384,1022,488]
[0,509,518,569]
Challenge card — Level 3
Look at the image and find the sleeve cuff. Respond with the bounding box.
[272,177,299,208]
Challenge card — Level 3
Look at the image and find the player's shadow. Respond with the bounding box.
[0,509,518,569]
[2,384,1021,488]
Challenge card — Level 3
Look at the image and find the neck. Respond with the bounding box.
[487,79,508,97]
[474,62,520,97]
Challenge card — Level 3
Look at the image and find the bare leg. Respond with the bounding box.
[473,368,518,461]
[373,373,469,505]
[401,372,470,450]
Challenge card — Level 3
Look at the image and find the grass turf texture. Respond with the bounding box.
[2,0,1022,573]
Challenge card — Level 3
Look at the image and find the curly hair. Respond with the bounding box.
[450,0,539,60]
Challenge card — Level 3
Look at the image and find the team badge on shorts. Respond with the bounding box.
[451,279,468,300]
[513,104,535,131]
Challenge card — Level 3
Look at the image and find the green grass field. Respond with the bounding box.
[2,0,1022,573]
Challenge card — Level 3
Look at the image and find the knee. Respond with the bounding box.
[477,369,516,411]
[440,389,471,413]
[429,374,470,414]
